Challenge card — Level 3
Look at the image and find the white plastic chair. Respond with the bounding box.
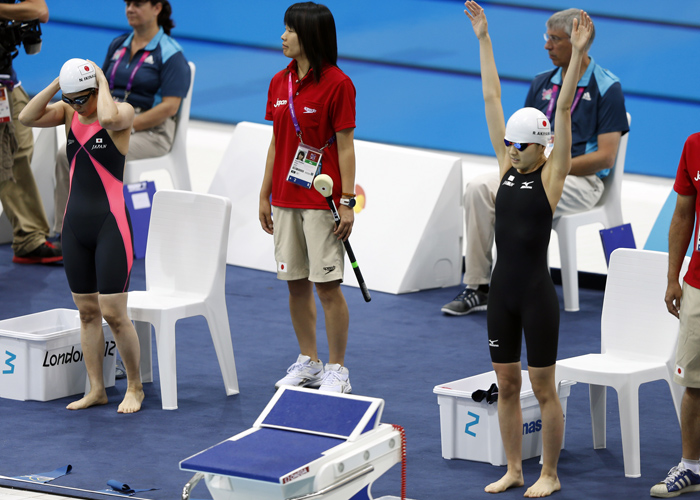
[555,248,687,478]
[123,61,195,191]
[552,113,632,312]
[126,189,239,410]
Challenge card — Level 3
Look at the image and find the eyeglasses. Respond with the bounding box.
[543,33,570,44]
[504,139,534,151]
[62,89,95,106]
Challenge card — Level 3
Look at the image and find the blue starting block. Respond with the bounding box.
[180,387,403,500]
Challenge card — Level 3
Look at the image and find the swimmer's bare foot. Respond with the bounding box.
[485,470,524,493]
[117,387,144,414]
[66,390,108,410]
[524,474,560,498]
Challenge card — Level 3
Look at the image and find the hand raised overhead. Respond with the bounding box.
[464,1,488,40]
[570,10,593,52]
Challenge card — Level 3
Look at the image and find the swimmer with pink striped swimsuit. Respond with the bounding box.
[62,112,134,294]
[19,58,144,413]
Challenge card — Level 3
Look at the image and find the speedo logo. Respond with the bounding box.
[323,266,336,275]
[523,419,542,435]
[303,107,317,114]
[42,341,115,368]
[274,98,288,108]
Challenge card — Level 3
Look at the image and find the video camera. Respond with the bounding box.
[0,19,42,73]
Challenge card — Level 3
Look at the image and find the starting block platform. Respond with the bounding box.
[180,387,403,500]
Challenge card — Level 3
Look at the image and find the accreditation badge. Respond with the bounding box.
[0,87,11,123]
[286,143,322,189]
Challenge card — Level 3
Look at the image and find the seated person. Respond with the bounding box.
[52,0,190,235]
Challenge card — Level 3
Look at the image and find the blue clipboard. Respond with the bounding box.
[600,223,636,266]
[123,181,156,260]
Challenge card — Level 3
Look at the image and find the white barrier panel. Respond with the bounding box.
[208,121,463,294]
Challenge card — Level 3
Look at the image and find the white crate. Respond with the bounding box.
[434,370,575,466]
[0,308,116,401]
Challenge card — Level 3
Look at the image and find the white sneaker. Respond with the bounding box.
[318,363,352,394]
[275,354,324,389]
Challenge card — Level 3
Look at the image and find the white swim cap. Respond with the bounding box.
[504,107,551,147]
[59,58,97,94]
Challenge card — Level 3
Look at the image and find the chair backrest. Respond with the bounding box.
[169,61,196,157]
[595,113,631,218]
[601,248,687,360]
[144,189,231,297]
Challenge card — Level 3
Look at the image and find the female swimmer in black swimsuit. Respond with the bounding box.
[464,2,592,496]
[20,58,144,413]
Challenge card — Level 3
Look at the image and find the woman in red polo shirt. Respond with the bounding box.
[259,1,357,394]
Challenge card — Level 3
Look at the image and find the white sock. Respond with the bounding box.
[682,458,700,474]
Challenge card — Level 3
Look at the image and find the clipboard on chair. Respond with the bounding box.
[600,223,636,266]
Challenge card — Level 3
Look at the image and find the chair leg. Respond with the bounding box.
[617,385,642,478]
[153,318,179,410]
[205,301,239,396]
[557,226,580,312]
[133,320,153,384]
[589,384,607,449]
[168,160,192,191]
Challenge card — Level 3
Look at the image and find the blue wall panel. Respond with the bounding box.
[11,0,700,178]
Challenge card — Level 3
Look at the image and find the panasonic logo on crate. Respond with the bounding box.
[523,418,542,435]
[0,309,117,401]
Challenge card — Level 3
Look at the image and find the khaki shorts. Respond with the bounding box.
[272,206,344,283]
[675,281,700,387]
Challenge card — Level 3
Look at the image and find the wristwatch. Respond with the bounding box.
[339,197,356,208]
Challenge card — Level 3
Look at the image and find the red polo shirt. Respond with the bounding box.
[674,133,700,288]
[265,60,356,209]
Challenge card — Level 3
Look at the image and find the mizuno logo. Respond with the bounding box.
[520,181,534,189]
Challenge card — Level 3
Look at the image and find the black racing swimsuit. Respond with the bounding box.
[487,165,559,368]
[62,112,133,294]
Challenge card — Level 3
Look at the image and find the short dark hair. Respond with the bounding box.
[284,2,338,82]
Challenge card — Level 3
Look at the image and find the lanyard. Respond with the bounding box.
[287,72,336,150]
[108,46,151,102]
[545,85,585,121]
